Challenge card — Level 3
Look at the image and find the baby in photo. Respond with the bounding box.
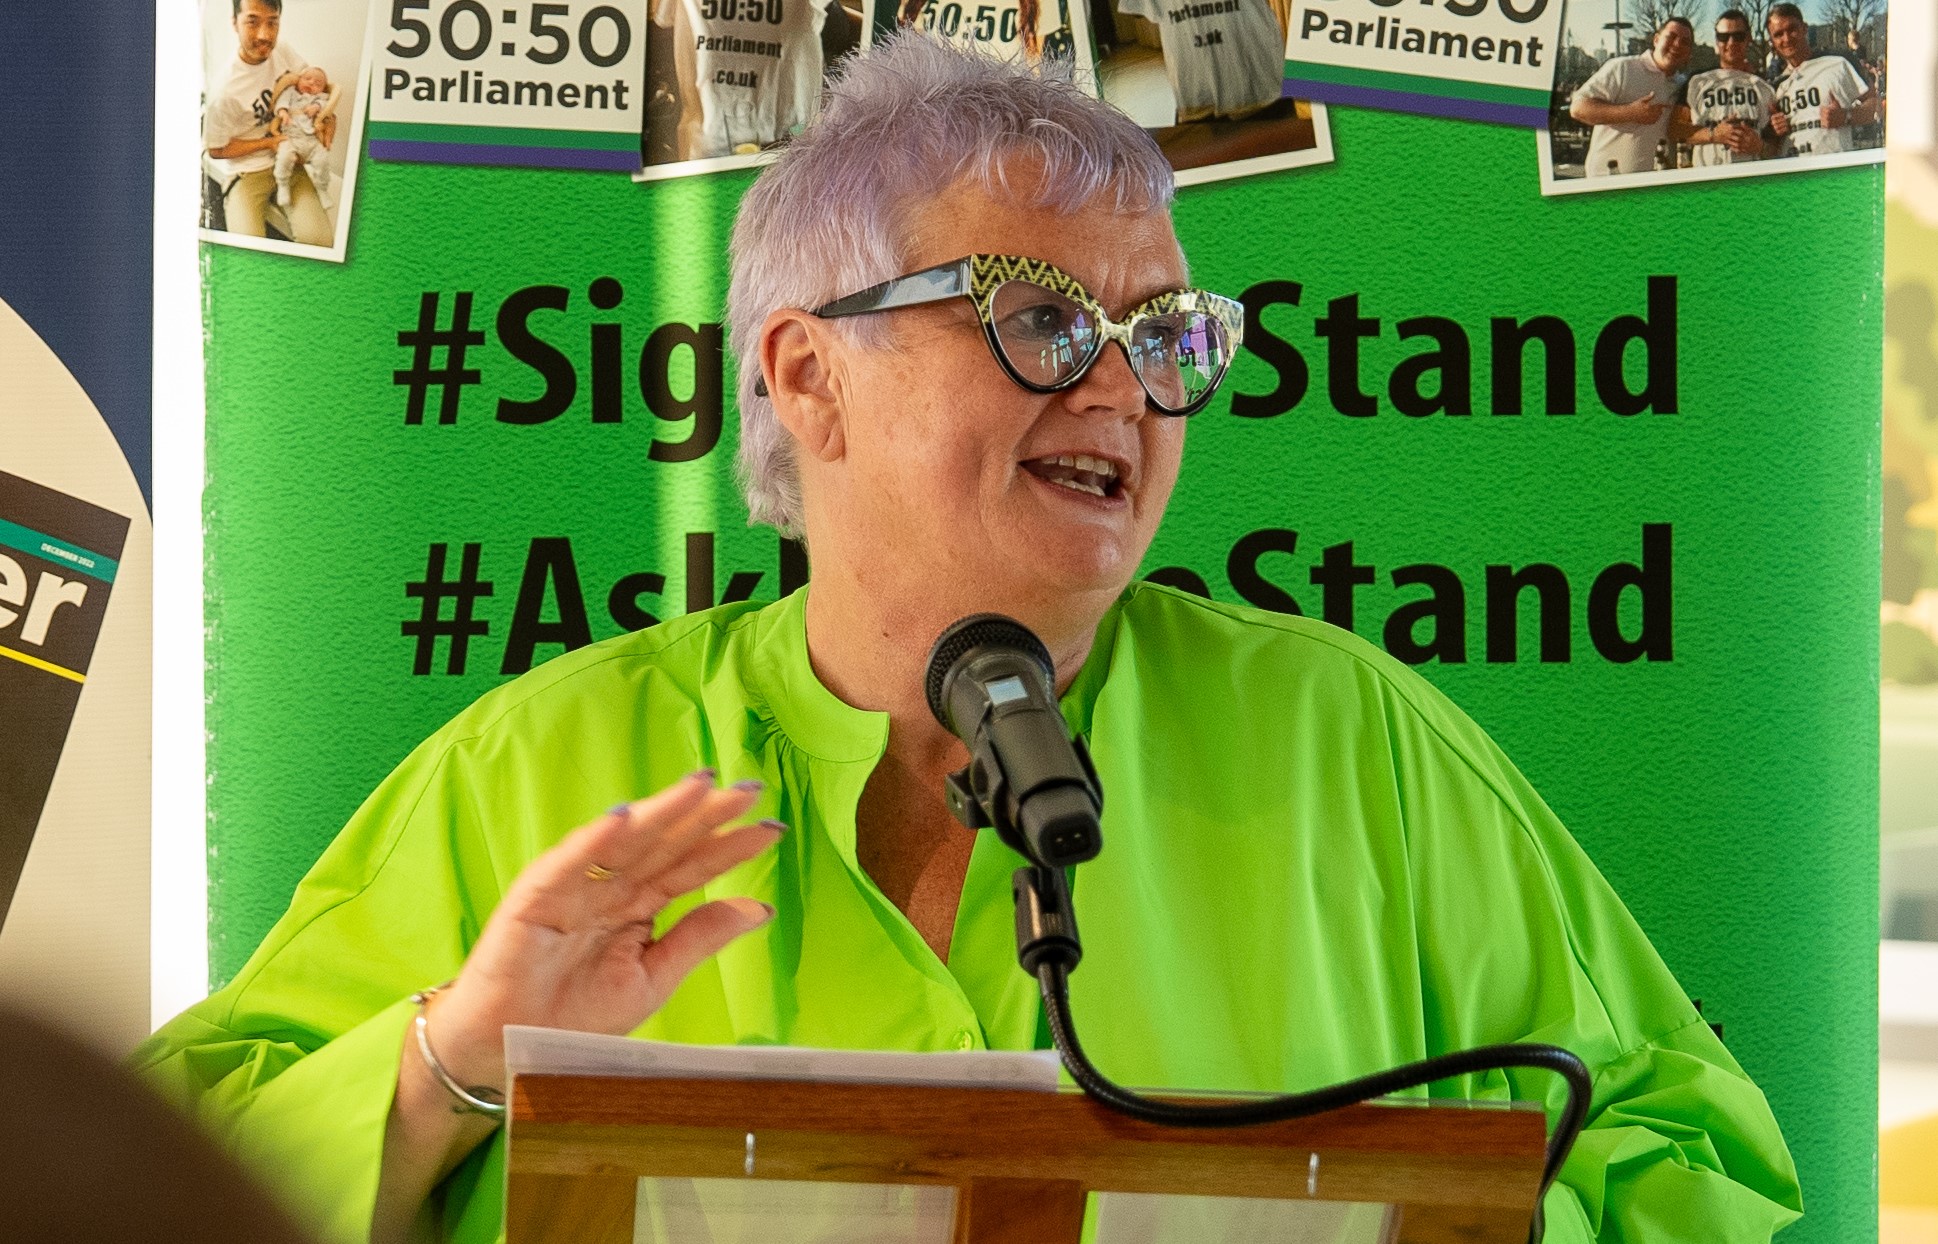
[273,65,339,209]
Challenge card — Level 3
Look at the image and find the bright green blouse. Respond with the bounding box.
[136,584,1801,1243]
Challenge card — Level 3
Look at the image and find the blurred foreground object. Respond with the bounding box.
[0,1003,316,1244]
[1882,1109,1938,1243]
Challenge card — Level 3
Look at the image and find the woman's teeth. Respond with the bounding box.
[1027,454,1120,497]
[1044,453,1118,480]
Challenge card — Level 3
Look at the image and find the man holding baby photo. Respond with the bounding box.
[203,0,335,247]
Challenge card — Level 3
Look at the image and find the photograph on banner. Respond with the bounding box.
[1070,0,1334,186]
[200,0,375,261]
[637,0,863,180]
[859,0,1077,66]
[1539,0,1885,196]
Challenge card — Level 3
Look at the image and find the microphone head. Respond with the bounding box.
[924,613,1055,730]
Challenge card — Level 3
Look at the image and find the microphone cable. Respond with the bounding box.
[1011,867,1590,1244]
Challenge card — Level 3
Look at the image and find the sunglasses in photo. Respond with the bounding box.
[759,253,1246,417]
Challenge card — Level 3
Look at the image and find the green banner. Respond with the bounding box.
[204,104,1878,1242]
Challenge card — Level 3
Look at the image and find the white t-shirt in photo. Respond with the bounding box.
[1572,52,1681,176]
[203,42,310,178]
[1113,0,1283,124]
[904,0,1072,65]
[1772,54,1869,156]
[653,0,832,160]
[1684,67,1775,166]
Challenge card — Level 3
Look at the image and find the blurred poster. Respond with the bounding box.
[0,473,129,927]
[0,8,154,1051]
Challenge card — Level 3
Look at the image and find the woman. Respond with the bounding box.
[140,34,1801,1244]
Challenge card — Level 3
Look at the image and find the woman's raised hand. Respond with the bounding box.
[422,771,781,1091]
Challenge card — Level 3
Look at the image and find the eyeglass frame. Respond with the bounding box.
[789,253,1246,417]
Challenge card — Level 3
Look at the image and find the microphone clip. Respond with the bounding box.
[944,732,1104,864]
[943,765,993,831]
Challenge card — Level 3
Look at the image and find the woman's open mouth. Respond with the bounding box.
[1021,454,1124,501]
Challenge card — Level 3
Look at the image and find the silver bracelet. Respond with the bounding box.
[409,982,507,1118]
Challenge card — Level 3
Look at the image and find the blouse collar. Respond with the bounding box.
[747,585,1125,762]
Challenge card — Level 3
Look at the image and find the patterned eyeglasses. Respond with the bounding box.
[810,253,1246,416]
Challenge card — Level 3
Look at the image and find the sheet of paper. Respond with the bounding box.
[504,1026,1061,1092]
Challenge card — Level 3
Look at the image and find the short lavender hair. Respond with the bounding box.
[727,33,1176,538]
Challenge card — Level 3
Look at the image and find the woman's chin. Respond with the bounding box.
[994,531,1140,602]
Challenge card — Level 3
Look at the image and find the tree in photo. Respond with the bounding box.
[1626,0,1706,53]
[1820,0,1884,64]
[1733,0,1774,67]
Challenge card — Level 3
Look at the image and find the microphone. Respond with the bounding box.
[924,614,1103,868]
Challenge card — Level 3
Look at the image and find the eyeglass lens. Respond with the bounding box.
[988,280,1231,412]
[1130,310,1227,410]
[990,280,1098,387]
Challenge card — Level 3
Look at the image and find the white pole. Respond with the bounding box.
[151,0,209,1030]
[1885,0,1933,153]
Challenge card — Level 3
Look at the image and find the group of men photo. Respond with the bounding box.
[1553,3,1883,181]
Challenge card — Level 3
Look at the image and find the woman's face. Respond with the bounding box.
[808,178,1190,622]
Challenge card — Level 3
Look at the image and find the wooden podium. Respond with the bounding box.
[506,1073,1547,1244]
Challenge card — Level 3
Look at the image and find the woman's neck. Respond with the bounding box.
[801,576,1106,774]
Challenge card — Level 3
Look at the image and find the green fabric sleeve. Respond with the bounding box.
[1381,671,1804,1242]
[136,1000,416,1244]
[1543,1020,1808,1242]
[133,733,499,1244]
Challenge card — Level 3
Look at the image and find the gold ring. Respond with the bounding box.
[585,863,617,882]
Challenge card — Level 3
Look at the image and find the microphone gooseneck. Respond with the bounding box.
[925,614,1592,1244]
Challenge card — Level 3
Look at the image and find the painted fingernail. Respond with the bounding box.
[730,778,764,793]
[689,767,717,783]
[757,818,788,834]
[608,802,632,817]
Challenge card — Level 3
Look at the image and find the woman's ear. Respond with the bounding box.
[761,309,846,464]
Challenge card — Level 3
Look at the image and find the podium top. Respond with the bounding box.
[507,1070,1546,1244]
